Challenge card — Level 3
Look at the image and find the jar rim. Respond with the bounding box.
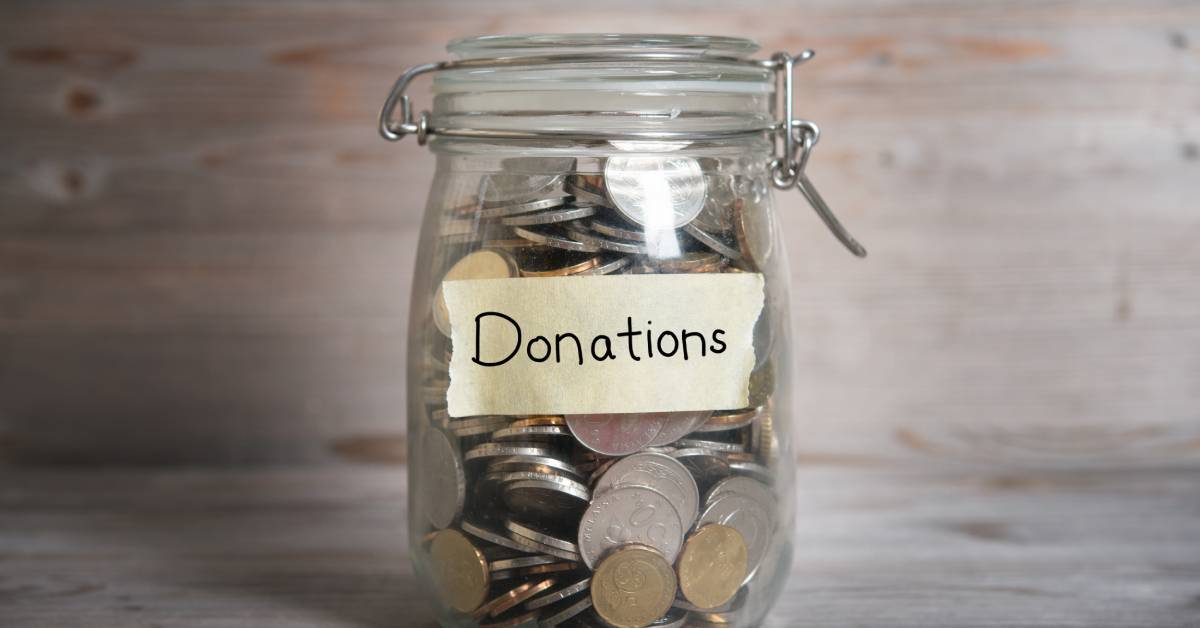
[447,34,760,60]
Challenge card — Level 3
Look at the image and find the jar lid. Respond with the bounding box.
[377,35,867,258]
[447,33,759,60]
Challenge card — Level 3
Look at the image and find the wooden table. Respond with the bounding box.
[2,464,1197,627]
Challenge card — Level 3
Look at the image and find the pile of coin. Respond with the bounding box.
[416,154,783,628]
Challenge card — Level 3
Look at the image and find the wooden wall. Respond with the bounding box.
[1,0,1198,467]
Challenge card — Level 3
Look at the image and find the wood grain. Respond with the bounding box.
[0,465,1197,627]
[1,0,1199,465]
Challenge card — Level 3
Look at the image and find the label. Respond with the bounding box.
[444,273,764,417]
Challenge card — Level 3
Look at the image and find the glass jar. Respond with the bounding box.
[380,34,865,628]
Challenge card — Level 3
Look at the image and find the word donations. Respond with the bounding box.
[443,273,764,417]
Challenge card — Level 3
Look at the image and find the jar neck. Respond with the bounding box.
[430,35,775,139]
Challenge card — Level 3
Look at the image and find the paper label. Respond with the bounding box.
[444,273,764,417]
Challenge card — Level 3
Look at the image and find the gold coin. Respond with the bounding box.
[433,249,518,337]
[677,524,748,609]
[747,360,774,408]
[429,529,490,613]
[510,415,566,428]
[591,544,676,628]
[472,577,557,620]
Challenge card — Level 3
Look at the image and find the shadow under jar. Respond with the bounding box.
[380,34,865,628]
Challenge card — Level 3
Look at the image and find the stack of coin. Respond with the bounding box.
[417,155,784,627]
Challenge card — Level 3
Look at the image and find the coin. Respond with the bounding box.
[540,595,593,628]
[491,561,579,581]
[694,408,761,433]
[461,519,540,555]
[422,428,465,529]
[464,442,555,463]
[499,473,590,518]
[512,226,602,253]
[501,204,597,226]
[733,197,774,271]
[604,155,707,229]
[578,485,684,567]
[564,226,649,255]
[473,578,556,620]
[593,452,700,530]
[433,249,519,337]
[505,518,582,554]
[676,438,746,454]
[566,413,669,456]
[697,493,772,585]
[587,218,648,242]
[655,251,725,274]
[429,529,490,613]
[487,454,581,479]
[475,194,572,219]
[524,575,591,610]
[707,476,774,511]
[489,554,560,572]
[492,424,572,440]
[676,524,748,609]
[683,223,743,261]
[510,416,566,428]
[579,255,631,275]
[517,252,602,277]
[480,610,541,628]
[591,544,677,628]
[670,447,731,489]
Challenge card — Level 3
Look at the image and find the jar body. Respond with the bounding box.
[407,136,795,627]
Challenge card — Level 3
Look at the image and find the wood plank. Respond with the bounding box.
[0,465,1197,627]
[1,0,1199,465]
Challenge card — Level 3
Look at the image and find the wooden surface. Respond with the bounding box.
[2,0,1200,466]
[0,464,1197,627]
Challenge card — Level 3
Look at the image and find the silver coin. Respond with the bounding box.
[650,607,689,627]
[593,452,700,530]
[446,415,511,437]
[422,428,465,529]
[676,438,746,454]
[512,226,602,253]
[488,454,582,480]
[489,554,560,572]
[524,576,591,610]
[647,411,712,447]
[563,177,610,206]
[539,595,593,628]
[506,527,582,562]
[671,447,732,487]
[477,193,572,219]
[492,425,572,440]
[564,226,649,255]
[587,218,648,242]
[707,477,774,513]
[465,442,555,463]
[728,460,774,486]
[693,408,762,433]
[683,223,742,260]
[566,413,669,456]
[460,520,538,555]
[604,155,707,229]
[697,492,773,585]
[578,485,684,567]
[498,474,591,518]
[505,518,580,553]
[500,204,597,227]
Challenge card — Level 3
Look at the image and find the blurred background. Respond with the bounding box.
[2,0,1198,471]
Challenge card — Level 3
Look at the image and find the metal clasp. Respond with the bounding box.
[766,51,866,257]
[378,49,866,257]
